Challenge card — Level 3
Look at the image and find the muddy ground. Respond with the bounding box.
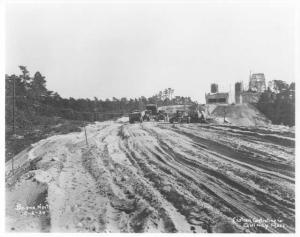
[6,118,295,233]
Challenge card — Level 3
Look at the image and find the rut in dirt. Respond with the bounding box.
[116,122,294,233]
[6,120,294,233]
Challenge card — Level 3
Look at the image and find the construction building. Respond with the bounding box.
[234,82,243,104]
[234,72,266,104]
[205,83,229,104]
[248,73,266,92]
[206,72,267,105]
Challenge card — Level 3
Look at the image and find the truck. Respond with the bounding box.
[189,110,206,123]
[169,110,191,123]
[143,104,167,121]
[142,110,152,121]
[145,104,158,118]
[129,110,143,124]
[157,110,168,122]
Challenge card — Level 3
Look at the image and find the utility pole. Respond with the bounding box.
[12,76,16,175]
[12,76,16,135]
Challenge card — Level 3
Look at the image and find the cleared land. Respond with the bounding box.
[6,118,294,233]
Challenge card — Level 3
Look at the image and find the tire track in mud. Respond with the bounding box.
[198,124,295,147]
[83,124,190,233]
[156,138,295,232]
[118,142,213,233]
[128,126,256,228]
[151,123,294,232]
[164,124,294,174]
[122,122,294,233]
[6,120,295,233]
[167,125,294,178]
[209,124,295,138]
[118,124,246,233]
[114,126,206,233]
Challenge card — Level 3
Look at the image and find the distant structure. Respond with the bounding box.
[248,73,266,92]
[233,72,267,104]
[210,83,219,93]
[205,83,229,104]
[234,82,243,104]
[206,72,269,105]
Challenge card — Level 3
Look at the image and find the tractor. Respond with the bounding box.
[129,110,143,124]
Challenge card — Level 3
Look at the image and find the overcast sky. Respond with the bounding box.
[5,2,295,103]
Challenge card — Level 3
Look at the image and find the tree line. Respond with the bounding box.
[5,66,195,129]
[256,80,295,126]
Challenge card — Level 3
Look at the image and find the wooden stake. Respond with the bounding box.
[84,126,88,146]
[11,155,14,175]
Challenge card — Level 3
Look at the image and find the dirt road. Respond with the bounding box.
[6,118,295,233]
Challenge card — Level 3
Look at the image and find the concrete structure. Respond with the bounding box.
[207,72,267,105]
[233,72,267,104]
[235,82,243,104]
[205,83,229,104]
[205,92,229,104]
[211,83,219,93]
[249,73,266,92]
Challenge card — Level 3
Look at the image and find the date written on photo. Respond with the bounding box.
[14,203,49,216]
[233,216,286,229]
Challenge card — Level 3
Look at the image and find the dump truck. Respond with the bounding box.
[143,104,167,121]
[142,110,152,121]
[129,110,143,124]
[169,110,191,123]
[146,104,158,118]
[157,110,168,122]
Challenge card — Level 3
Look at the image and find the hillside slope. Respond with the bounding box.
[209,104,270,126]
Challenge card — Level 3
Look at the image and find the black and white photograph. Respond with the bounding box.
[2,0,298,234]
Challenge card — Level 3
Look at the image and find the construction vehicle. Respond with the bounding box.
[143,104,166,121]
[189,110,206,123]
[157,110,168,121]
[129,110,143,124]
[145,104,158,120]
[169,110,191,123]
[142,110,152,121]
